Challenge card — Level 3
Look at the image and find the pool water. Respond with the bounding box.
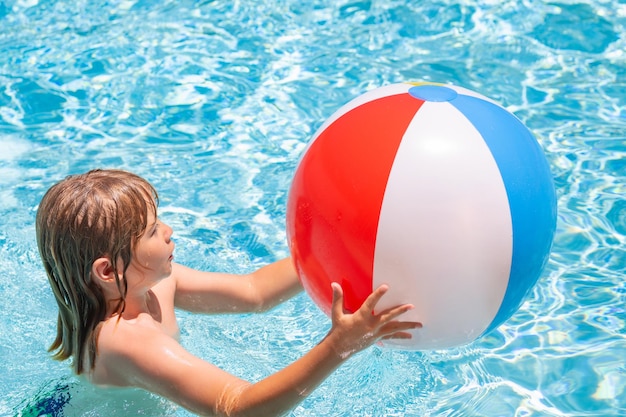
[1,0,625,416]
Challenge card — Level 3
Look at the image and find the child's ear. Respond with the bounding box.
[92,257,116,283]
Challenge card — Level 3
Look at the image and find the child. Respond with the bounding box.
[35,169,421,417]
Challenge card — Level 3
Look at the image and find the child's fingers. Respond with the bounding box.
[330,282,344,318]
[380,331,414,340]
[376,303,415,323]
[361,284,416,324]
[382,320,422,332]
[378,321,422,340]
[359,284,389,312]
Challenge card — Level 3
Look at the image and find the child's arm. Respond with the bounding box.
[172,258,302,313]
[99,283,420,417]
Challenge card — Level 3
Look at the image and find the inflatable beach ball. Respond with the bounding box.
[286,82,557,350]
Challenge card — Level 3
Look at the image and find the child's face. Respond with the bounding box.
[125,210,175,288]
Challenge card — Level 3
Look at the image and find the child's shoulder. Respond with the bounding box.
[98,311,170,349]
[92,314,180,386]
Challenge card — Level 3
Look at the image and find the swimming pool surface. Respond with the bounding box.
[1,0,625,416]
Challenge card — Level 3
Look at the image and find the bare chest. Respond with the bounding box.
[146,284,180,340]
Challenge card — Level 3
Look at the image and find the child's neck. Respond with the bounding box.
[109,289,160,322]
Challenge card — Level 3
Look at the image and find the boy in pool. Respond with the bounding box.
[35,169,421,417]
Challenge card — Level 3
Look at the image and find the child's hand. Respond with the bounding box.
[325,282,422,359]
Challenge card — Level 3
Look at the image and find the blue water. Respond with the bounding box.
[1,0,625,415]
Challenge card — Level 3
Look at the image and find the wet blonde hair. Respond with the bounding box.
[35,169,158,375]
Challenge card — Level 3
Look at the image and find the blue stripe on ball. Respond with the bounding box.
[451,94,557,334]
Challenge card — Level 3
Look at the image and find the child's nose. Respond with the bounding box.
[163,223,173,241]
